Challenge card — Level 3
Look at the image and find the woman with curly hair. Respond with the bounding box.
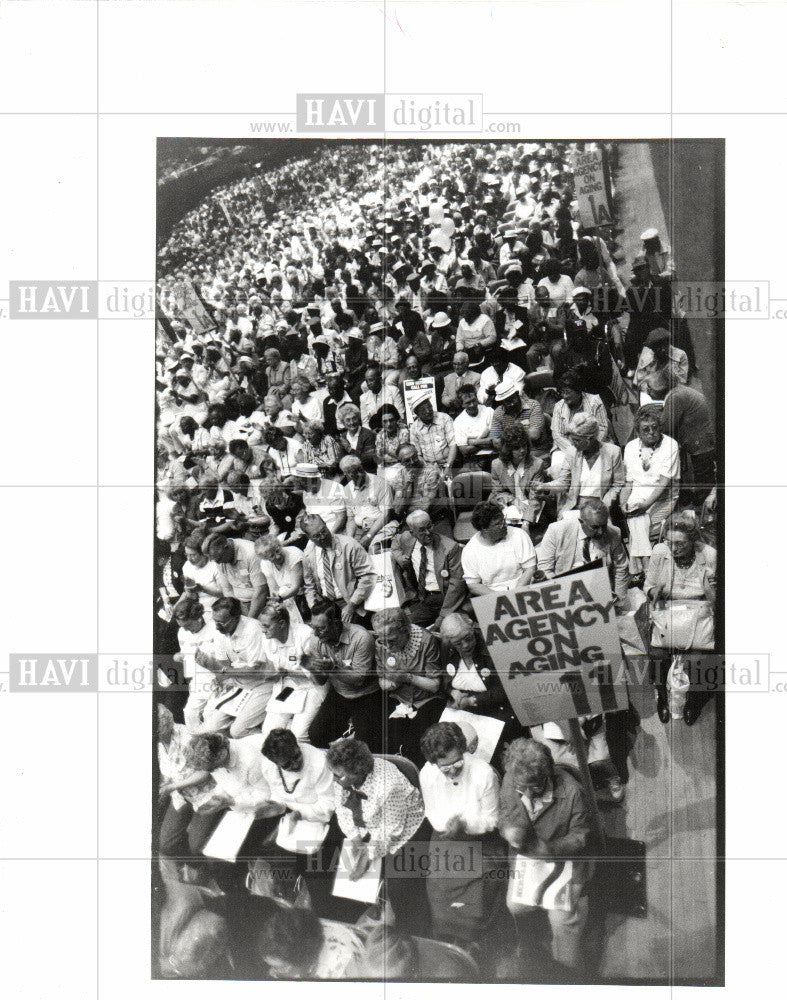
[490,424,545,525]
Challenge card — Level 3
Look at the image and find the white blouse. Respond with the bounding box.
[419,755,500,835]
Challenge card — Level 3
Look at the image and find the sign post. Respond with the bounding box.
[471,566,646,915]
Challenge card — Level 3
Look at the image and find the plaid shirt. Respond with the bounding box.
[410,412,455,466]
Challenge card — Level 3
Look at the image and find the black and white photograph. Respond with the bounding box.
[153,137,723,984]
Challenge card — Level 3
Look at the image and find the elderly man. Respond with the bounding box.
[359,363,404,426]
[390,510,468,628]
[295,461,347,534]
[299,512,376,622]
[340,455,396,550]
[263,347,292,404]
[490,381,545,451]
[536,497,630,606]
[204,533,267,620]
[409,393,457,477]
[193,596,277,738]
[372,607,445,766]
[441,351,481,416]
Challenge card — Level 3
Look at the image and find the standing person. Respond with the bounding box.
[499,739,592,971]
[621,405,680,574]
[647,372,715,506]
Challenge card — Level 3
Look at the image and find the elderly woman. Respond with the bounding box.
[540,411,625,517]
[499,739,592,970]
[548,369,609,477]
[622,404,680,575]
[461,500,537,595]
[254,535,305,625]
[645,512,717,725]
[257,602,328,741]
[325,738,431,935]
[372,607,445,766]
[438,607,519,704]
[373,403,410,478]
[490,424,546,526]
[419,722,506,947]
[290,377,325,426]
[296,420,341,478]
[336,402,377,471]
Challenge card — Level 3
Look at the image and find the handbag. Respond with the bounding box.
[275,811,329,855]
[650,600,713,651]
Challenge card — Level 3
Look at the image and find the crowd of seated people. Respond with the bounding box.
[155,139,718,980]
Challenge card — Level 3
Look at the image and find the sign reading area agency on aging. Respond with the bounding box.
[471,566,628,727]
[572,149,613,229]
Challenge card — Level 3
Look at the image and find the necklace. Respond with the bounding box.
[277,766,302,795]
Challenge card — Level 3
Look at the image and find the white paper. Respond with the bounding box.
[440,706,505,763]
[332,843,383,903]
[201,809,255,863]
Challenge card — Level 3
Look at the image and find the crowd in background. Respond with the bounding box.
[155,140,718,981]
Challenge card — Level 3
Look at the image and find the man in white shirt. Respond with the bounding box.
[478,351,526,407]
[340,455,395,549]
[359,363,405,426]
[453,385,494,461]
[194,597,277,738]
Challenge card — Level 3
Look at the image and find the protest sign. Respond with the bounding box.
[470,566,628,727]
[180,280,216,336]
[572,149,613,228]
[402,376,437,425]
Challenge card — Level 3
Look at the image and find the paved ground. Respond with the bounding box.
[595,142,722,983]
[615,140,723,415]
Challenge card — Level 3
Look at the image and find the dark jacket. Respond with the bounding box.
[499,765,592,885]
[390,529,469,623]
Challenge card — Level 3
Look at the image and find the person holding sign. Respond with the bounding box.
[461,500,537,595]
[499,739,592,970]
